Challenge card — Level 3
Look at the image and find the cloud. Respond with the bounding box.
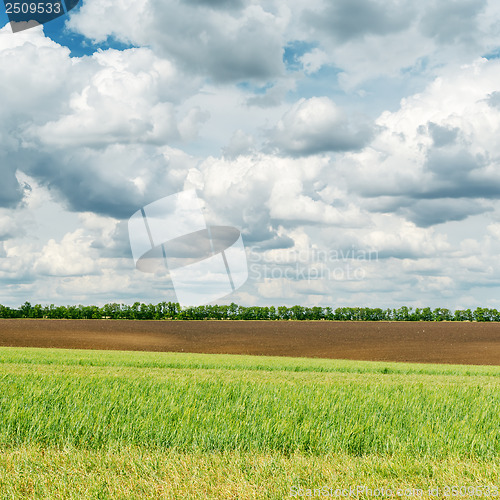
[181,152,372,271]
[427,122,459,147]
[64,0,500,94]
[183,0,245,10]
[486,91,500,108]
[269,97,375,156]
[419,0,487,45]
[28,47,200,148]
[34,229,100,277]
[4,1,500,309]
[397,198,491,227]
[0,167,25,208]
[337,58,500,226]
[24,144,196,219]
[304,0,413,43]
[294,0,498,91]
[222,130,255,159]
[355,217,450,259]
[0,28,205,219]
[67,0,287,83]
[0,25,74,207]
[299,48,330,75]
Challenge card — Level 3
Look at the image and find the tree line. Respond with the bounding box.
[0,302,499,321]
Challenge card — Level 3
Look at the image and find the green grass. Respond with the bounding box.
[0,347,499,498]
[1,346,500,376]
[1,449,499,499]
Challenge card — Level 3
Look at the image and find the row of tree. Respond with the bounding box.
[0,302,500,321]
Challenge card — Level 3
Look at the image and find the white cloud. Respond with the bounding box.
[359,217,450,258]
[338,58,500,226]
[269,97,374,155]
[299,48,330,75]
[3,1,500,309]
[34,230,100,277]
[28,47,202,148]
[191,152,341,231]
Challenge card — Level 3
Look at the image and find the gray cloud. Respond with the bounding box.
[23,146,188,219]
[0,35,205,220]
[419,0,487,44]
[427,122,459,148]
[0,164,24,208]
[183,0,246,10]
[425,149,483,179]
[397,198,491,227]
[486,91,500,108]
[89,220,133,259]
[251,234,295,251]
[356,146,500,224]
[304,0,414,43]
[69,0,286,83]
[149,15,284,82]
[417,149,500,200]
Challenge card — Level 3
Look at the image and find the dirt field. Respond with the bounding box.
[0,319,499,365]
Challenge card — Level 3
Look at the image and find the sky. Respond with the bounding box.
[2,0,500,309]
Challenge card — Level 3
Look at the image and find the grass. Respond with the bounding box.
[1,449,499,499]
[1,346,500,376]
[0,347,499,498]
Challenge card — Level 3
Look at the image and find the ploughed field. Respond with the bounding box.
[0,318,499,364]
[1,326,500,497]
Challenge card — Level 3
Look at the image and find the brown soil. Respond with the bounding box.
[0,319,499,365]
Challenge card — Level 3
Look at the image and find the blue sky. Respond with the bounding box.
[0,4,136,57]
[2,0,500,309]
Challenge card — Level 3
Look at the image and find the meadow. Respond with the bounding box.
[0,347,499,498]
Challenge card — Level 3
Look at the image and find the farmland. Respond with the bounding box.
[0,318,499,364]
[0,343,499,498]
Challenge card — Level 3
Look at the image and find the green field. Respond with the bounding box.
[0,347,499,499]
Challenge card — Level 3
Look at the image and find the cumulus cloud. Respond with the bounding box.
[419,0,487,45]
[63,0,500,94]
[34,230,100,277]
[29,48,193,147]
[427,122,460,148]
[24,144,196,219]
[396,199,490,227]
[356,217,450,259]
[293,0,500,91]
[222,130,255,159]
[0,25,73,207]
[338,58,500,226]
[192,152,331,227]
[67,0,287,83]
[304,0,414,43]
[269,97,374,156]
[4,0,500,309]
[0,27,204,219]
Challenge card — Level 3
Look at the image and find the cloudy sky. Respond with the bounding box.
[2,0,500,309]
